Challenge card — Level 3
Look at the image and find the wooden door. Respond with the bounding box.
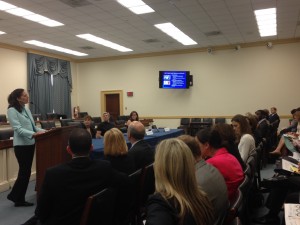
[105,94,120,121]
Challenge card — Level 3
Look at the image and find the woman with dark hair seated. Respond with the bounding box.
[126,111,139,127]
[196,128,244,202]
[213,123,246,171]
[83,115,96,138]
[231,114,256,162]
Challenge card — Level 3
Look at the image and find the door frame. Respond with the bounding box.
[100,90,123,116]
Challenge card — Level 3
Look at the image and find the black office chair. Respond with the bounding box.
[118,115,130,121]
[203,118,213,127]
[80,188,117,225]
[68,121,84,128]
[0,114,7,123]
[177,118,190,134]
[0,129,14,140]
[78,112,88,119]
[60,119,74,127]
[190,118,202,136]
[215,117,226,124]
[46,113,57,120]
[92,117,101,124]
[32,113,42,121]
[40,121,56,130]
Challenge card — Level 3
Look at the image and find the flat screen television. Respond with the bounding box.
[159,71,190,89]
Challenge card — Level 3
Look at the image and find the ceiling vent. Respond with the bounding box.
[80,46,95,50]
[59,0,91,7]
[204,31,222,37]
[143,39,160,43]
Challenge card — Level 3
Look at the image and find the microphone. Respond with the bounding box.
[30,102,43,120]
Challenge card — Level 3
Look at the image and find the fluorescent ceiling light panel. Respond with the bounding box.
[6,8,33,16]
[254,8,277,37]
[0,1,16,10]
[0,31,6,34]
[24,40,88,57]
[117,0,154,14]
[76,34,133,52]
[154,23,197,45]
[0,1,63,27]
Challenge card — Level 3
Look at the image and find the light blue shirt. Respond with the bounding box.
[7,106,44,146]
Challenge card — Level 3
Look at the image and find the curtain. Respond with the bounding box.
[27,53,72,119]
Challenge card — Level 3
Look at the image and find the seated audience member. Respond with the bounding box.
[279,108,298,136]
[126,110,139,127]
[146,138,214,225]
[245,112,258,135]
[231,114,256,162]
[214,123,246,170]
[104,128,136,175]
[127,121,154,169]
[196,128,244,202]
[23,128,129,225]
[178,135,228,225]
[254,109,270,145]
[83,115,96,138]
[253,168,300,224]
[270,108,300,156]
[96,112,115,138]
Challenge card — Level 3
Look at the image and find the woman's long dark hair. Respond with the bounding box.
[7,88,25,113]
[129,111,139,121]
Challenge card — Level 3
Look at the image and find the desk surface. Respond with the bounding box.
[91,129,184,159]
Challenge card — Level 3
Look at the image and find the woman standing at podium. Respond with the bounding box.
[6,88,45,207]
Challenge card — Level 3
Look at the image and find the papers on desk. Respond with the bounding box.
[282,158,298,171]
[285,204,300,225]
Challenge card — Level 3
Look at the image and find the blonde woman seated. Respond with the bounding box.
[104,128,135,175]
[126,111,139,127]
[146,138,214,225]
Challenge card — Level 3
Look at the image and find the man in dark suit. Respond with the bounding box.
[255,109,270,145]
[127,121,154,170]
[23,128,129,225]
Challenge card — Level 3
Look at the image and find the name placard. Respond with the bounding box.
[146,130,154,135]
[164,128,170,132]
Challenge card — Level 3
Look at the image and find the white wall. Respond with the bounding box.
[0,43,299,129]
[76,43,300,128]
[0,49,27,114]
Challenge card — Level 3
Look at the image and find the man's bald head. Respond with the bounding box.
[128,121,145,141]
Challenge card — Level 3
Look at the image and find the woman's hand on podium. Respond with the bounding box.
[32,131,46,138]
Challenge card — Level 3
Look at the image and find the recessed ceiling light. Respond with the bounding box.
[76,34,133,52]
[154,23,197,45]
[24,40,88,57]
[0,1,63,27]
[0,31,6,34]
[117,0,154,14]
[254,8,277,37]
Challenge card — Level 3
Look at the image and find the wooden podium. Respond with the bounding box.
[35,126,74,195]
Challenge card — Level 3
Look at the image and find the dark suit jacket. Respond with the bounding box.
[105,154,136,175]
[269,113,280,129]
[128,140,154,170]
[255,119,269,144]
[37,157,129,225]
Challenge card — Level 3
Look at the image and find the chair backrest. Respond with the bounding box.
[140,163,155,205]
[92,117,102,124]
[203,118,213,124]
[191,118,202,123]
[180,118,190,126]
[225,189,243,224]
[60,119,73,127]
[32,113,42,121]
[46,113,57,120]
[215,117,226,124]
[68,121,84,128]
[80,188,117,225]
[246,155,256,182]
[118,115,130,121]
[0,114,7,123]
[0,129,14,140]
[78,112,88,119]
[40,121,56,130]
